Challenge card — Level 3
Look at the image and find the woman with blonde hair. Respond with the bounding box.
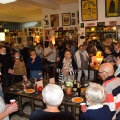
[13,51,26,83]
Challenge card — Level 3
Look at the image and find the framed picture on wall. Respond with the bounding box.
[81,0,98,21]
[105,0,119,17]
[50,14,59,27]
[71,18,76,25]
[62,13,71,26]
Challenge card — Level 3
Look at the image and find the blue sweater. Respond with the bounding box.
[27,56,42,71]
[79,105,112,120]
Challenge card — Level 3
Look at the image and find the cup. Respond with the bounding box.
[80,103,87,112]
[10,99,16,104]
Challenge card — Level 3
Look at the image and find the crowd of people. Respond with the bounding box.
[0,37,120,119]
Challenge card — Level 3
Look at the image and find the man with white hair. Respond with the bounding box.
[99,63,120,119]
[79,83,111,120]
[30,84,74,120]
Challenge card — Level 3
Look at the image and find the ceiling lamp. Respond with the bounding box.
[0,0,17,4]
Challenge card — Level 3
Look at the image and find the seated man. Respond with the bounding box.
[99,63,120,120]
[79,83,111,120]
[29,84,74,120]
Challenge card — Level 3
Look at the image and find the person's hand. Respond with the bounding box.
[8,69,12,73]
[62,69,69,76]
[31,59,35,63]
[89,54,93,57]
[6,103,18,115]
[10,70,14,74]
[81,105,87,113]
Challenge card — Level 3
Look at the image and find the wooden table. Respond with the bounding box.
[3,80,83,119]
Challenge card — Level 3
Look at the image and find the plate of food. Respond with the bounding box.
[22,81,31,86]
[25,89,35,93]
[72,97,83,103]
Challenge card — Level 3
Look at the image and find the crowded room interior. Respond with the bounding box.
[0,0,120,120]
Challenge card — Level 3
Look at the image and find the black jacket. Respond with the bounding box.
[0,54,13,74]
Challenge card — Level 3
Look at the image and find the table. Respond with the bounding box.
[3,80,83,119]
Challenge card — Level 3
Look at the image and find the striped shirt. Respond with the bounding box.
[103,75,120,119]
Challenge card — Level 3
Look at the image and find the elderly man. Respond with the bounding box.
[99,63,120,120]
[30,84,74,120]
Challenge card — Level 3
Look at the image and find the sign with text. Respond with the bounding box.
[87,23,95,26]
[109,21,117,26]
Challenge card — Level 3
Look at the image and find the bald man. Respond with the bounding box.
[99,63,120,120]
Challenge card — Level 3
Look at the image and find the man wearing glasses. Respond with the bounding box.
[99,63,120,120]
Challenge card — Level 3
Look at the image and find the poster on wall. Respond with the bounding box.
[105,0,119,17]
[62,13,71,26]
[43,15,49,28]
[71,18,76,25]
[50,14,59,27]
[81,0,98,21]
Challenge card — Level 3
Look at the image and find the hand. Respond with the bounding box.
[81,105,87,113]
[10,70,14,74]
[50,51,53,54]
[6,103,18,115]
[31,59,35,63]
[8,69,12,73]
[63,72,68,76]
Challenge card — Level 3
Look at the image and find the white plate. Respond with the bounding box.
[72,97,83,103]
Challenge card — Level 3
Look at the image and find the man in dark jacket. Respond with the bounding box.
[0,46,14,103]
[21,42,30,78]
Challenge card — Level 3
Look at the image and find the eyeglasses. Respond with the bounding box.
[98,71,107,74]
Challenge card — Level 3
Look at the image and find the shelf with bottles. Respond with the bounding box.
[85,26,118,41]
[55,30,75,42]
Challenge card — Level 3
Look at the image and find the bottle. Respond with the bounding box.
[77,81,80,97]
[23,75,27,81]
[73,78,77,96]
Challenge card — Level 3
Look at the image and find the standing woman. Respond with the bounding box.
[27,49,43,80]
[56,49,78,82]
[13,51,26,83]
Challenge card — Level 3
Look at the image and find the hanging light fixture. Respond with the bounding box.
[0,0,17,4]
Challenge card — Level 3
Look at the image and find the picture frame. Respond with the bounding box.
[71,13,75,17]
[81,0,98,21]
[62,13,71,26]
[71,18,76,25]
[50,14,59,27]
[105,0,119,17]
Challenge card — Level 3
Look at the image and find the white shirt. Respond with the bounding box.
[0,97,9,120]
[35,47,44,58]
[87,104,103,110]
[46,46,57,62]
[114,64,120,76]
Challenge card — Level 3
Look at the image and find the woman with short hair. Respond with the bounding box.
[79,83,112,120]
[56,49,78,82]
[30,84,74,120]
[27,49,43,80]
